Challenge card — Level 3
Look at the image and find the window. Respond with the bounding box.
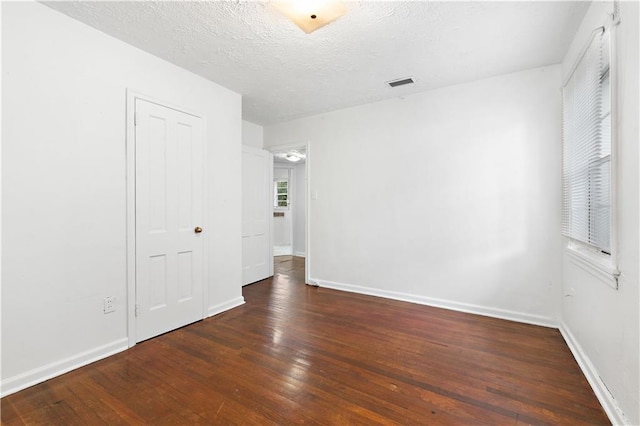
[274,179,289,209]
[562,28,612,255]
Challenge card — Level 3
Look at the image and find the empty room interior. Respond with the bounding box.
[2,0,639,424]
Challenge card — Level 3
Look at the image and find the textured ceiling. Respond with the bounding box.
[44,1,589,125]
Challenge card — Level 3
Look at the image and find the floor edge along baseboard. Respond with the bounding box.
[314,277,626,425]
[207,296,245,318]
[1,296,248,399]
[1,338,129,398]
[314,278,557,328]
[559,323,628,426]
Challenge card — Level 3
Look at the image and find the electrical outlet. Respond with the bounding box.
[103,296,116,314]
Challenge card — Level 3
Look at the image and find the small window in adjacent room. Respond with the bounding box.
[274,179,289,209]
[562,27,615,268]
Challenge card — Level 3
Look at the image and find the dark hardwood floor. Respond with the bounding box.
[2,255,609,424]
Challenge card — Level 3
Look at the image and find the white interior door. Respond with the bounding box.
[135,98,204,342]
[242,146,273,285]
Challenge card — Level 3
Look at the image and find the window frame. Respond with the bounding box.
[561,23,619,288]
[274,178,290,210]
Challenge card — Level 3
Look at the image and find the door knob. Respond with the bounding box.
[194,226,203,234]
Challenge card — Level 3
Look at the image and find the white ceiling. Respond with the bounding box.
[44,1,589,125]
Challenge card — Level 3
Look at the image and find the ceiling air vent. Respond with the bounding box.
[387,77,414,88]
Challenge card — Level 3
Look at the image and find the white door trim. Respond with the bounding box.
[267,141,311,284]
[125,90,208,348]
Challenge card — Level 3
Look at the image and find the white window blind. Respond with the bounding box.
[562,28,612,253]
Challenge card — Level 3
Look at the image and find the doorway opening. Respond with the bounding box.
[273,166,294,256]
[268,143,310,284]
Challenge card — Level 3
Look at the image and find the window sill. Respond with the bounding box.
[565,244,619,289]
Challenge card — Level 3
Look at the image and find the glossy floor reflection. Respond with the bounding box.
[273,255,305,281]
[2,256,608,424]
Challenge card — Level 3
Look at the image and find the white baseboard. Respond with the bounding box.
[314,278,557,328]
[273,246,293,257]
[207,296,245,317]
[293,251,306,258]
[1,338,128,398]
[559,322,628,425]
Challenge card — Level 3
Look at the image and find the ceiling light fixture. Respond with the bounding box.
[274,0,347,34]
[285,152,304,162]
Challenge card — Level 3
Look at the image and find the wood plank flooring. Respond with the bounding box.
[2,256,609,424]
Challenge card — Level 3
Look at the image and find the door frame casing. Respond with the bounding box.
[125,90,209,347]
[267,141,311,284]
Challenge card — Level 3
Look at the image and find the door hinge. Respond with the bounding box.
[135,304,140,317]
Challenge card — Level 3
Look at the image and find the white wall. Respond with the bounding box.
[242,120,264,149]
[1,2,243,395]
[265,65,562,326]
[560,2,639,424]
[293,163,306,257]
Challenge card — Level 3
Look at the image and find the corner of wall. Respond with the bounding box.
[207,297,245,318]
[242,120,265,149]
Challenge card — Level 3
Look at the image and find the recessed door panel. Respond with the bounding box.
[148,255,167,310]
[148,116,167,232]
[177,251,194,302]
[177,122,193,231]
